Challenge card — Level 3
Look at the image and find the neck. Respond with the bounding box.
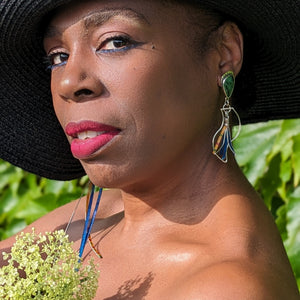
[119,149,241,230]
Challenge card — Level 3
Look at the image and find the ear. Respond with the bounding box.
[216,22,243,86]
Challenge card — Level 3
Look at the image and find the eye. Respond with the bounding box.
[46,52,69,70]
[98,35,139,53]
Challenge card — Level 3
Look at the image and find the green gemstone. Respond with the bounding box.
[222,71,235,99]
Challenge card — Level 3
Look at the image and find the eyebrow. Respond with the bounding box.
[84,7,150,28]
[44,7,149,39]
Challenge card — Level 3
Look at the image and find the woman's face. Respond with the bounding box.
[44,0,222,190]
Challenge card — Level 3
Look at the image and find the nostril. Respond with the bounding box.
[74,89,93,97]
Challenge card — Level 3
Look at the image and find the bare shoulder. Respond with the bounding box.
[0,189,123,266]
[178,260,300,300]
[167,188,300,299]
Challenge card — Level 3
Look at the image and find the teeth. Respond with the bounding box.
[77,131,103,140]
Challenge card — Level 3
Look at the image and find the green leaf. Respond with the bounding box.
[0,189,19,216]
[13,200,49,224]
[0,219,27,240]
[292,134,300,187]
[233,120,281,185]
[270,119,300,160]
[0,161,23,191]
[56,193,81,207]
[258,153,282,209]
[284,187,300,279]
[43,179,70,194]
[280,158,292,184]
[276,204,287,242]
[278,158,293,200]
[32,193,58,212]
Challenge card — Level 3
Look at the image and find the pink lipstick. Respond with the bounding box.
[65,121,120,159]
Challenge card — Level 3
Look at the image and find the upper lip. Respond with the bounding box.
[65,120,120,138]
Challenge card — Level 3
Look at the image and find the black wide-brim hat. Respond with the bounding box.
[0,0,299,180]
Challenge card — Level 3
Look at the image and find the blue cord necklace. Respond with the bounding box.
[78,184,103,260]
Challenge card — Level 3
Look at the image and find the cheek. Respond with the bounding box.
[106,54,213,165]
[113,53,216,138]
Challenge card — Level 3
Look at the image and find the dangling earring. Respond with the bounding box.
[212,71,241,163]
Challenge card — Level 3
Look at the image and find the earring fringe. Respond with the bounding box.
[212,105,241,162]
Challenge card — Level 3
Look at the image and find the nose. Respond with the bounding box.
[57,54,105,102]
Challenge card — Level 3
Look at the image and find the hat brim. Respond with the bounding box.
[0,0,299,180]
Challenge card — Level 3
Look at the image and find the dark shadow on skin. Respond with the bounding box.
[54,211,124,260]
[121,154,249,226]
[54,211,124,242]
[103,272,155,300]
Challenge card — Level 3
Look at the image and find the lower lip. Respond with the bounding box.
[70,132,119,159]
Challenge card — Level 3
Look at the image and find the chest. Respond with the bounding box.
[79,240,212,300]
[93,261,185,299]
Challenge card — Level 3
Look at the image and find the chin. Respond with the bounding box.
[81,161,132,188]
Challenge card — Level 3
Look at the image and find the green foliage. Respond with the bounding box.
[0,162,88,240]
[0,119,299,289]
[0,229,99,299]
[233,119,300,289]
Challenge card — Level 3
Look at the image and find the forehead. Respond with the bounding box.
[44,0,169,38]
[43,0,215,61]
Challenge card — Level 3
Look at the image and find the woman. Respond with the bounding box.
[0,0,299,298]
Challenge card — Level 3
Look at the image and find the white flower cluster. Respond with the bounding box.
[0,229,99,299]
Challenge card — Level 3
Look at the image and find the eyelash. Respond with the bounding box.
[97,34,140,53]
[45,35,140,70]
[44,52,69,71]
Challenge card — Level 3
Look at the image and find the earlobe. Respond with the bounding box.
[216,22,244,85]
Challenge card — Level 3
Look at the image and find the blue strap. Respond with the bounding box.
[79,185,103,259]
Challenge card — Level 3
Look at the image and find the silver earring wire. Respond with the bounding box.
[65,193,83,234]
